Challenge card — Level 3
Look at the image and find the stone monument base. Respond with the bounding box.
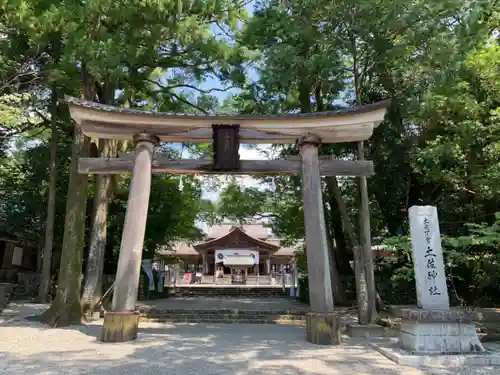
[370,338,500,366]
[397,308,484,354]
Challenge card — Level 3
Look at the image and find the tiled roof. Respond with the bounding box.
[206,223,269,240]
[161,223,301,257]
[157,242,200,256]
[195,226,278,251]
[269,239,303,256]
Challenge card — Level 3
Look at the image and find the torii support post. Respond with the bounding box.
[299,134,340,345]
[101,133,159,343]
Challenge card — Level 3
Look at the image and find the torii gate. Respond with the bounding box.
[67,97,389,344]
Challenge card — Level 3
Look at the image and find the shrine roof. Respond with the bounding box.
[158,223,300,257]
[206,223,269,240]
[194,226,279,252]
[66,97,390,144]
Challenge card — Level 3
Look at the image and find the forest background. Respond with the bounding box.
[0,0,499,324]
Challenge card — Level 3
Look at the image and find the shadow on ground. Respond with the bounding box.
[0,302,497,375]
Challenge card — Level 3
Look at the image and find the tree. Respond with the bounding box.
[81,140,114,312]
[226,0,500,313]
[2,0,500,317]
[37,89,59,302]
[216,183,271,224]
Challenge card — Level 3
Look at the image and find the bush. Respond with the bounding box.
[295,214,500,307]
[380,215,500,307]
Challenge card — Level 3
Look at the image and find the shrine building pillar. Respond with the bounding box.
[101,132,159,343]
[201,252,207,274]
[299,134,340,345]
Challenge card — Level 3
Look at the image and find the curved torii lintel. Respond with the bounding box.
[66,96,390,144]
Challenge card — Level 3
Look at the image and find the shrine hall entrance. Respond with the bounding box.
[165,224,297,286]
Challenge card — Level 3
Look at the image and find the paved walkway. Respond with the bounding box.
[0,302,497,375]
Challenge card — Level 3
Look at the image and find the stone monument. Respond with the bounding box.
[399,205,484,354]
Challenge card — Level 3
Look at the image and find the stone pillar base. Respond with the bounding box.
[306,312,341,345]
[101,311,140,343]
[397,308,484,354]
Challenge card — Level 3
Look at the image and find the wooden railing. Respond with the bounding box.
[166,271,297,287]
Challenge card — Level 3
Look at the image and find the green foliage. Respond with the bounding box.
[0,93,45,157]
[109,173,205,259]
[0,0,250,277]
[379,213,500,306]
[1,0,500,309]
[294,247,307,275]
[0,132,72,244]
[209,1,500,308]
[216,183,269,224]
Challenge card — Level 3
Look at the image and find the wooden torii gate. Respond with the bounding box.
[67,97,390,344]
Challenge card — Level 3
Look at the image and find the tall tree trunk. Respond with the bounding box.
[81,139,111,314]
[37,90,58,303]
[352,38,378,321]
[315,85,324,112]
[357,142,377,323]
[350,37,371,323]
[325,179,351,274]
[81,84,116,314]
[299,81,312,113]
[39,69,94,326]
[36,236,44,273]
[324,199,345,304]
[327,176,370,322]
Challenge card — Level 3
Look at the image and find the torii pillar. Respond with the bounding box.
[101,132,159,342]
[299,134,340,345]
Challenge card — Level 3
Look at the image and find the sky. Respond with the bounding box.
[190,0,259,102]
[198,144,276,201]
[181,1,275,202]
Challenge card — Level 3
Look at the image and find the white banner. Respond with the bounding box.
[141,259,156,291]
[215,249,259,265]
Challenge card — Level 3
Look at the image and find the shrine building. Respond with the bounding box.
[159,222,299,276]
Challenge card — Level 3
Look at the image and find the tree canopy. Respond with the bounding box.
[0,0,499,321]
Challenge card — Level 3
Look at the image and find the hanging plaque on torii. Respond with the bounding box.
[212,124,240,171]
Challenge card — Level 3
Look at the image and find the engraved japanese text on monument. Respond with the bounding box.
[408,205,449,310]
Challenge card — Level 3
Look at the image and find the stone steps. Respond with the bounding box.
[139,309,306,325]
[168,286,292,297]
[143,317,306,325]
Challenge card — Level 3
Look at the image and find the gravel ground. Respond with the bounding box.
[0,303,498,375]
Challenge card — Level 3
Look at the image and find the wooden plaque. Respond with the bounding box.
[212,124,240,171]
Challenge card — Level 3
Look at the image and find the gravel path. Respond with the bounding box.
[0,303,498,375]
